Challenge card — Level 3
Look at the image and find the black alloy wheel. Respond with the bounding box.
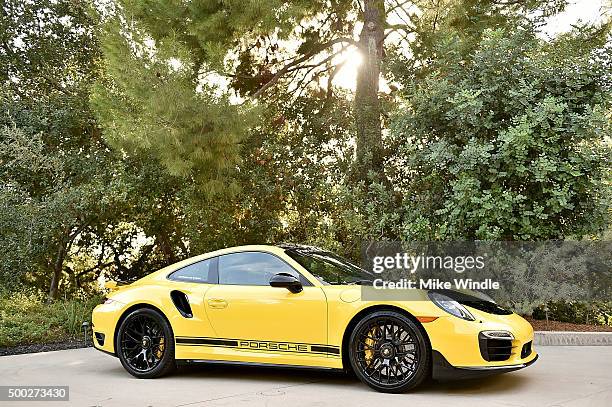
[348,310,430,393]
[117,308,176,378]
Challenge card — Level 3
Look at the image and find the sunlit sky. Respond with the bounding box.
[543,0,607,36]
[332,0,609,90]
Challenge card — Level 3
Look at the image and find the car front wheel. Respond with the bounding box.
[116,308,176,378]
[348,310,430,393]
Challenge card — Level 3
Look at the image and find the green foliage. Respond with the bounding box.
[91,0,324,193]
[1,0,610,322]
[391,27,611,240]
[1,1,108,295]
[177,90,357,254]
[0,0,100,99]
[91,22,251,193]
[0,291,102,347]
[532,301,612,326]
[0,94,131,291]
[0,1,186,298]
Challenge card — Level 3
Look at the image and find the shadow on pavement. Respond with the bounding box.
[421,374,529,395]
[166,363,529,395]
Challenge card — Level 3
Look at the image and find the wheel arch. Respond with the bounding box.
[113,303,173,354]
[340,304,432,372]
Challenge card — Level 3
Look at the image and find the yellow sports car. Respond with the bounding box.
[92,244,538,393]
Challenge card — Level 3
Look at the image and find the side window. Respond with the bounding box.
[168,259,212,283]
[218,252,306,286]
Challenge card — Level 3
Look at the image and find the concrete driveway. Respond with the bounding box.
[0,346,610,407]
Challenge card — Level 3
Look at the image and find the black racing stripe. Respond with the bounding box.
[179,336,335,348]
[181,344,332,355]
[176,338,238,347]
[176,336,340,356]
[310,345,340,355]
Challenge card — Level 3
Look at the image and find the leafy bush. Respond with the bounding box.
[532,300,612,327]
[0,290,102,348]
[391,27,611,241]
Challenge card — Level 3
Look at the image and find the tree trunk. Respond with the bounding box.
[157,232,176,264]
[354,0,385,182]
[48,242,67,302]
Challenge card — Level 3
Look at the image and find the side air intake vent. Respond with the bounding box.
[170,290,193,318]
[94,332,105,346]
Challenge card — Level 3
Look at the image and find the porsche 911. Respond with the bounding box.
[91,244,537,393]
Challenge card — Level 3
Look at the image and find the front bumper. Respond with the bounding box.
[423,309,537,366]
[432,351,538,381]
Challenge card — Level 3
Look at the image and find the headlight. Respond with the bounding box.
[428,291,475,321]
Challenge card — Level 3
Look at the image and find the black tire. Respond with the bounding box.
[348,310,430,393]
[116,308,176,378]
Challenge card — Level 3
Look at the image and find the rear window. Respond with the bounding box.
[168,259,212,283]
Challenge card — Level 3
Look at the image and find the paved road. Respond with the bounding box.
[0,346,610,407]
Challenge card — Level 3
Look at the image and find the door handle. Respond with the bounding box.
[207,298,228,309]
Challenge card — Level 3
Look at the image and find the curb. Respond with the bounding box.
[534,331,612,346]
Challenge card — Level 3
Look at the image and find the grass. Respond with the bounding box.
[0,291,102,348]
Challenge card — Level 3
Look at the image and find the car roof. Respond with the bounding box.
[143,244,329,284]
[196,244,285,258]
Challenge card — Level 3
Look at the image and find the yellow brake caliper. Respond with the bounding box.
[156,337,165,358]
[364,327,376,366]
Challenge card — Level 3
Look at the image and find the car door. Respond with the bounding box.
[203,251,328,348]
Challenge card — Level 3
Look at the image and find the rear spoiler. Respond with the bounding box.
[104,279,133,292]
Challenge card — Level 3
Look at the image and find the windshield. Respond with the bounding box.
[286,249,374,285]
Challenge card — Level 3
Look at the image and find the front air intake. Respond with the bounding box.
[170,290,193,318]
[478,332,513,361]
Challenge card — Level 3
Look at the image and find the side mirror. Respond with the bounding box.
[269,273,303,294]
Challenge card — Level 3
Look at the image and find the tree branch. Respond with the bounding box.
[431,0,441,31]
[389,0,416,30]
[386,23,415,31]
[388,0,411,13]
[491,0,526,5]
[287,44,350,98]
[286,44,350,73]
[252,37,357,99]
[326,59,348,100]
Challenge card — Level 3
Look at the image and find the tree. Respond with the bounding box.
[1,0,100,101]
[2,0,607,304]
[1,0,108,299]
[94,0,569,186]
[390,25,611,240]
[0,93,131,298]
[0,0,185,299]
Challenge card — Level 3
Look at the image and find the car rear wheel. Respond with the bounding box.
[348,310,430,393]
[116,308,176,378]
